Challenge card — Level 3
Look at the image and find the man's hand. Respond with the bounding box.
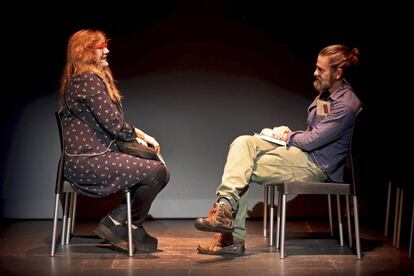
[272,126,291,141]
[260,128,273,137]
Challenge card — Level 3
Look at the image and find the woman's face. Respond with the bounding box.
[95,42,109,67]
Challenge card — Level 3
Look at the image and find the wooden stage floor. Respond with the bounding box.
[0,218,413,275]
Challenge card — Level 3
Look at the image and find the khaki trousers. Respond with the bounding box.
[216,135,326,239]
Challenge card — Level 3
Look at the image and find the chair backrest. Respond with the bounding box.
[54,110,65,194]
[55,109,65,153]
[345,110,365,196]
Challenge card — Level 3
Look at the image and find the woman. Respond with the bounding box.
[59,29,169,253]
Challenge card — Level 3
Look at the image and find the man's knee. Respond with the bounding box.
[231,135,253,146]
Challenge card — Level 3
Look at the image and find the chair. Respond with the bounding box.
[263,188,343,245]
[408,198,414,259]
[263,114,363,259]
[385,172,413,259]
[50,110,134,256]
[383,166,401,245]
[410,198,414,259]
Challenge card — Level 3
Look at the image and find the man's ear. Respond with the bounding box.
[336,67,343,80]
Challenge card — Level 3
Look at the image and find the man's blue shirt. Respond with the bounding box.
[287,82,362,182]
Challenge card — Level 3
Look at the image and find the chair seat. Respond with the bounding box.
[282,181,350,195]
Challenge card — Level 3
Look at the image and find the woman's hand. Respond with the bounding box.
[143,135,160,153]
[136,137,148,146]
[135,127,160,152]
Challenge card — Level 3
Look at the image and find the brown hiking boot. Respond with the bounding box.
[197,233,245,256]
[194,203,234,233]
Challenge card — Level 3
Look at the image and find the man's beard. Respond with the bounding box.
[313,79,324,93]
[313,78,334,93]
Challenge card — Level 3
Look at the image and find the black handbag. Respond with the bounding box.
[117,140,161,161]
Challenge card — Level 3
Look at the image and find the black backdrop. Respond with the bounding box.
[1,1,408,226]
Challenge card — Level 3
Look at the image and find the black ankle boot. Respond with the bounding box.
[94,215,135,253]
[132,226,158,253]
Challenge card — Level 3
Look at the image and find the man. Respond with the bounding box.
[194,45,363,256]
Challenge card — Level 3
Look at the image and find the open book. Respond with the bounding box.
[254,133,287,146]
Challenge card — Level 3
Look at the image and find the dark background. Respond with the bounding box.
[1,1,408,229]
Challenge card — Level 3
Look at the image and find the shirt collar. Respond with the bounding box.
[328,80,351,101]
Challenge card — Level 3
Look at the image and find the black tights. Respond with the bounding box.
[109,164,170,226]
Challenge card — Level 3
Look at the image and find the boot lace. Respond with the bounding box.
[211,233,225,247]
[207,204,218,218]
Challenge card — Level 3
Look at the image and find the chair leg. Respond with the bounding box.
[328,195,334,237]
[263,186,268,237]
[50,194,60,256]
[125,189,134,257]
[393,188,401,246]
[276,189,282,249]
[352,196,362,259]
[337,194,344,246]
[61,193,69,245]
[396,189,404,248]
[65,193,75,245]
[280,194,287,259]
[409,199,414,259]
[346,195,353,248]
[269,186,275,246]
[71,193,78,234]
[385,181,392,236]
